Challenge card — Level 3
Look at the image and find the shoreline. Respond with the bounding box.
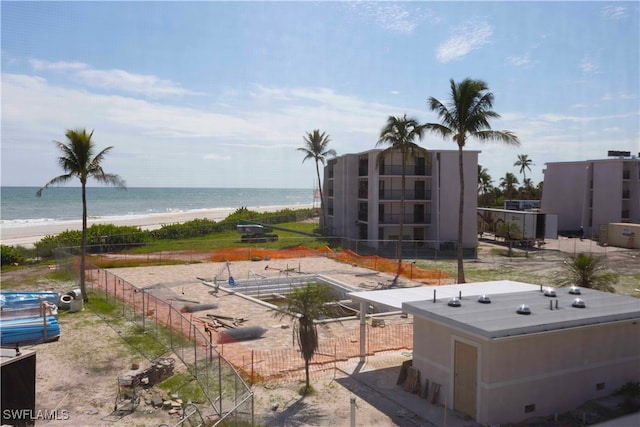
[0,204,314,247]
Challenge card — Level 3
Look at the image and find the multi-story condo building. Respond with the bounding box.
[540,155,640,237]
[323,148,479,253]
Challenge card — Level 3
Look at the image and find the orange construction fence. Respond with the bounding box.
[211,246,448,284]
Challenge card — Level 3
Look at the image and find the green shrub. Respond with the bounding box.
[87,224,148,251]
[34,224,147,258]
[34,230,82,258]
[1,244,25,266]
[150,218,222,240]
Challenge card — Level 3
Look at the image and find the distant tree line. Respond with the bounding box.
[478,154,543,208]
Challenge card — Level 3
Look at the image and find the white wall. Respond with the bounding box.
[411,315,640,425]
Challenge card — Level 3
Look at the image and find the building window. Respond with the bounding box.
[359,155,368,176]
[358,180,368,198]
[358,202,368,222]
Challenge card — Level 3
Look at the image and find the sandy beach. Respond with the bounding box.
[0,204,313,247]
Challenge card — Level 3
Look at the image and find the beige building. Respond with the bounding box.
[351,281,640,425]
[323,148,479,253]
[541,157,640,237]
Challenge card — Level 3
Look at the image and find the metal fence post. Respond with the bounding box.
[193,324,198,379]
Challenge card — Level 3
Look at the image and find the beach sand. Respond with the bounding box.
[0,204,313,247]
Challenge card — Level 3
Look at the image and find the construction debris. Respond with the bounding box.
[180,303,218,313]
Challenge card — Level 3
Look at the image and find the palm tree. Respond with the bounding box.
[534,181,544,200]
[558,253,617,292]
[297,130,336,235]
[425,79,520,283]
[520,177,534,199]
[500,172,519,200]
[478,165,493,207]
[37,129,126,302]
[514,154,534,183]
[376,115,427,281]
[278,283,337,395]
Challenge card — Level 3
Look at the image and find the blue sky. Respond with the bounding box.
[1,1,638,188]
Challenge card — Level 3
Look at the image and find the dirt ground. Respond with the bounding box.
[2,238,639,426]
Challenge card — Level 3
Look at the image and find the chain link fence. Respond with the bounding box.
[54,248,254,426]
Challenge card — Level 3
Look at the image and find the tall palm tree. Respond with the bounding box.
[521,177,534,199]
[376,115,427,281]
[514,154,534,182]
[478,165,493,206]
[37,129,126,302]
[297,130,336,235]
[500,172,519,200]
[278,283,337,395]
[425,79,519,283]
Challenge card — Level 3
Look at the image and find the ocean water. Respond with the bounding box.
[1,186,314,228]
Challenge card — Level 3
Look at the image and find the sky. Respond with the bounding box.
[1,1,638,189]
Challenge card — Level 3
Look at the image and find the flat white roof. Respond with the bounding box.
[349,280,541,310]
[350,281,640,339]
[404,288,640,339]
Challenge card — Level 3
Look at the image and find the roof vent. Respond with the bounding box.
[477,294,491,304]
[448,297,461,307]
[569,286,581,295]
[516,304,531,315]
[572,298,586,308]
[544,287,557,297]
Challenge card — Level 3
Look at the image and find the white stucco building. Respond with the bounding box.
[540,156,640,237]
[350,281,640,425]
[323,148,479,253]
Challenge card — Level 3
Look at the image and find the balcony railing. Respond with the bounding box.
[379,190,432,200]
[379,165,431,176]
[622,190,630,199]
[379,214,431,225]
[621,210,630,219]
[358,211,368,222]
[622,170,631,180]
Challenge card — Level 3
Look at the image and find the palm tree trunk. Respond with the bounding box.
[457,144,466,283]
[315,161,326,235]
[305,359,310,392]
[397,156,406,281]
[80,182,88,302]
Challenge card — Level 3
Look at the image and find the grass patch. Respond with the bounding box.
[125,222,322,255]
[158,372,206,403]
[0,267,78,290]
[85,292,120,316]
[121,324,172,361]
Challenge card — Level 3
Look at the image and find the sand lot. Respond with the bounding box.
[4,238,639,426]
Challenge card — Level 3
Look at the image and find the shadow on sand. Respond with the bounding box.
[335,363,439,426]
[261,396,327,427]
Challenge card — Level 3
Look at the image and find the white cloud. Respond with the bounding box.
[579,55,599,74]
[507,53,534,68]
[203,153,232,161]
[1,69,409,186]
[436,20,493,63]
[345,1,440,34]
[29,59,87,71]
[28,59,200,98]
[601,5,628,20]
[602,92,637,101]
[539,111,638,123]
